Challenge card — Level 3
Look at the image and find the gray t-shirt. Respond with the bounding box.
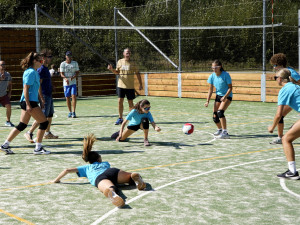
[0,71,12,97]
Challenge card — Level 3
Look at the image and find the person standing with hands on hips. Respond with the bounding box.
[107,48,143,125]
[60,51,79,118]
[0,60,14,127]
[204,60,233,139]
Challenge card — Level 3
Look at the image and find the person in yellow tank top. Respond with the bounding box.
[108,48,143,125]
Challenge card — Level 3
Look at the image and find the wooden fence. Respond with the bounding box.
[134,72,279,103]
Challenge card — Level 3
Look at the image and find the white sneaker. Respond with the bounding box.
[270,137,282,144]
[33,147,51,155]
[1,145,14,154]
[216,132,230,139]
[214,129,222,136]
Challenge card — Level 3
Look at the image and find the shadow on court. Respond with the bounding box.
[157,121,209,125]
[229,134,279,139]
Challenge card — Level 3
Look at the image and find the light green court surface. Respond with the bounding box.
[1,96,300,225]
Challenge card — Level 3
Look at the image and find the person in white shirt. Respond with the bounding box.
[60,51,79,118]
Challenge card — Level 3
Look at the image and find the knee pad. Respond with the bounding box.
[142,118,149,129]
[217,110,225,118]
[213,112,220,123]
[39,121,49,130]
[279,116,284,124]
[15,122,27,132]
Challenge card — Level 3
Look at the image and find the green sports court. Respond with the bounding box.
[1,96,300,224]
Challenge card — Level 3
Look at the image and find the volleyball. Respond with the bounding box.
[182,123,194,135]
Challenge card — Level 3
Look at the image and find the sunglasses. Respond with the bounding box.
[274,76,279,80]
[144,107,151,111]
[211,66,221,69]
[0,64,5,66]
[273,65,278,68]
[47,56,53,58]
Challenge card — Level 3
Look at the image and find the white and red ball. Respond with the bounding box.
[182,123,194,135]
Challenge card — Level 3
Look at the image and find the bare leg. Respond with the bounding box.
[128,99,134,112]
[46,117,52,132]
[119,128,135,141]
[98,179,125,207]
[71,94,76,112]
[213,102,222,129]
[281,119,300,161]
[218,99,232,130]
[278,105,293,138]
[66,97,71,112]
[30,107,47,144]
[6,110,31,142]
[5,104,11,122]
[118,98,124,119]
[29,120,39,134]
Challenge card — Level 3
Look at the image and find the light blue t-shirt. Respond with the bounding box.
[126,109,154,126]
[207,71,233,97]
[77,161,110,186]
[20,67,40,102]
[278,82,300,112]
[287,67,300,82]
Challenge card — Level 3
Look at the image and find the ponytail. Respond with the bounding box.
[82,133,100,163]
[20,52,41,70]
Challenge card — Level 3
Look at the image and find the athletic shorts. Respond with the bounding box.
[64,84,77,97]
[42,95,54,118]
[94,168,120,187]
[20,101,39,110]
[0,94,10,107]
[127,118,149,131]
[215,95,232,103]
[117,87,135,100]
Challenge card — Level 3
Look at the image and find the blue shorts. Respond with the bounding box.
[64,84,77,97]
[42,95,54,118]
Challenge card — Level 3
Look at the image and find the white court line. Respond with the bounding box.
[280,179,300,199]
[91,156,285,225]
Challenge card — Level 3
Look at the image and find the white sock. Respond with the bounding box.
[45,132,50,135]
[3,140,10,147]
[222,129,227,133]
[35,143,42,150]
[288,161,296,173]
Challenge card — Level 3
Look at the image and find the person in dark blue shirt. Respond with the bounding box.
[24,49,58,143]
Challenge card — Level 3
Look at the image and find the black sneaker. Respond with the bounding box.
[277,170,300,180]
[111,131,120,139]
[1,145,14,154]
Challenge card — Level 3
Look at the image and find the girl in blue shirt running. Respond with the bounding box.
[52,133,147,208]
[0,52,50,155]
[268,68,300,179]
[112,99,161,146]
[204,60,233,139]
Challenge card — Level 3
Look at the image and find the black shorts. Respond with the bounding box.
[127,124,140,131]
[20,101,39,110]
[215,95,232,103]
[94,168,120,187]
[117,87,135,100]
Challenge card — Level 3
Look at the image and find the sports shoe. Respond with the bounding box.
[104,188,125,208]
[24,132,34,143]
[214,129,222,136]
[68,112,72,118]
[1,145,14,154]
[144,139,151,146]
[277,170,300,180]
[44,132,59,139]
[5,121,14,127]
[270,137,282,144]
[72,112,76,118]
[131,172,146,190]
[115,118,123,125]
[216,131,230,139]
[33,147,51,155]
[111,131,120,139]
